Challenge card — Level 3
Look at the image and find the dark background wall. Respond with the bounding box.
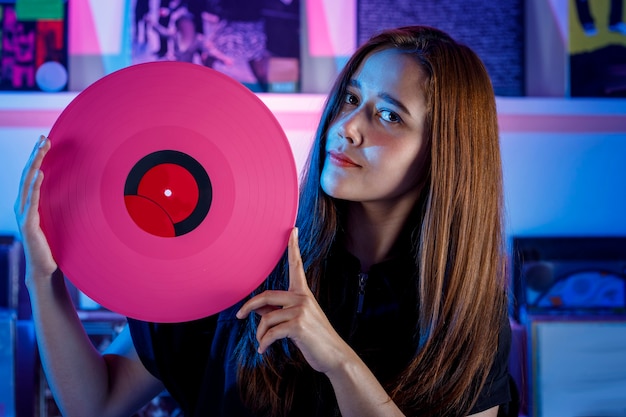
[357,0,525,96]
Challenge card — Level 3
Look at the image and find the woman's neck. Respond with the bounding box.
[344,191,420,272]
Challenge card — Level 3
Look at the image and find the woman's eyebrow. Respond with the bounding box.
[348,78,411,116]
[348,79,411,116]
[378,92,411,116]
[348,78,361,89]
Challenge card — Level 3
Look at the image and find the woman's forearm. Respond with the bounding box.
[27,270,112,417]
[326,347,405,417]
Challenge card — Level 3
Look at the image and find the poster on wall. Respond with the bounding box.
[356,0,525,97]
[131,0,301,93]
[0,0,68,92]
[569,0,626,97]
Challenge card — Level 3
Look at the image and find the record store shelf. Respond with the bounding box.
[1,93,626,134]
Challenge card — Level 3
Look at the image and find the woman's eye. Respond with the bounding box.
[380,109,401,123]
[344,92,359,105]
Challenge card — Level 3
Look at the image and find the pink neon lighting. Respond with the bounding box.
[69,0,101,54]
[307,0,356,57]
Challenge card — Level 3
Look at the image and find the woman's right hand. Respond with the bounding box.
[14,135,58,283]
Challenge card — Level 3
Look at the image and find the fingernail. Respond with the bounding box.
[235,309,243,319]
[38,137,47,149]
[294,227,298,239]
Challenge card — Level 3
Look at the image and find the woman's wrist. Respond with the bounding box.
[325,350,405,417]
[24,267,58,293]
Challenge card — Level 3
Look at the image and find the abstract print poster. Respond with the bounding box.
[0,0,68,91]
[131,0,301,92]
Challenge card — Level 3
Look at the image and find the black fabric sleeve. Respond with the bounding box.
[127,315,222,414]
[126,317,161,379]
[468,312,515,415]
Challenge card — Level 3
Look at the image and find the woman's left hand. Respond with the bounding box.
[236,227,351,375]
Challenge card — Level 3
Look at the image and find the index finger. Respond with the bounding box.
[16,136,50,213]
[287,227,309,293]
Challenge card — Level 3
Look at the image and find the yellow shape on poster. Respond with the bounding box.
[15,0,64,21]
[569,0,626,53]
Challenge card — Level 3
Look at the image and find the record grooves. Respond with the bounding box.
[40,62,298,323]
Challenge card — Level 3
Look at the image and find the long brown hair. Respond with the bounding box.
[236,25,508,416]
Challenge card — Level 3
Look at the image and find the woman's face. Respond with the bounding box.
[321,48,430,205]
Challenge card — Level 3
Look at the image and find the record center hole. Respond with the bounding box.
[164,189,172,197]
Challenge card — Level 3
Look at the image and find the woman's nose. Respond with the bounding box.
[336,108,364,146]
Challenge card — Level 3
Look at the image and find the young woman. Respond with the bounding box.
[15,25,517,417]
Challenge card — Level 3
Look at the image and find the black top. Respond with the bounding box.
[128,247,515,416]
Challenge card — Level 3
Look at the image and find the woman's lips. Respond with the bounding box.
[328,150,360,167]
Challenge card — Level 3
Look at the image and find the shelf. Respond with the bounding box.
[1,93,625,134]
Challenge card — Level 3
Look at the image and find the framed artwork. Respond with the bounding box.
[569,0,626,97]
[0,0,68,91]
[131,0,301,92]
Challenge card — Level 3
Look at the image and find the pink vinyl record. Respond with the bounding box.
[40,61,298,323]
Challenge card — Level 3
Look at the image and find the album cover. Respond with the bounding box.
[131,0,301,93]
[512,237,626,320]
[0,0,68,91]
[569,0,626,97]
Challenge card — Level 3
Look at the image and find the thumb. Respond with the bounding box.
[287,227,308,293]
